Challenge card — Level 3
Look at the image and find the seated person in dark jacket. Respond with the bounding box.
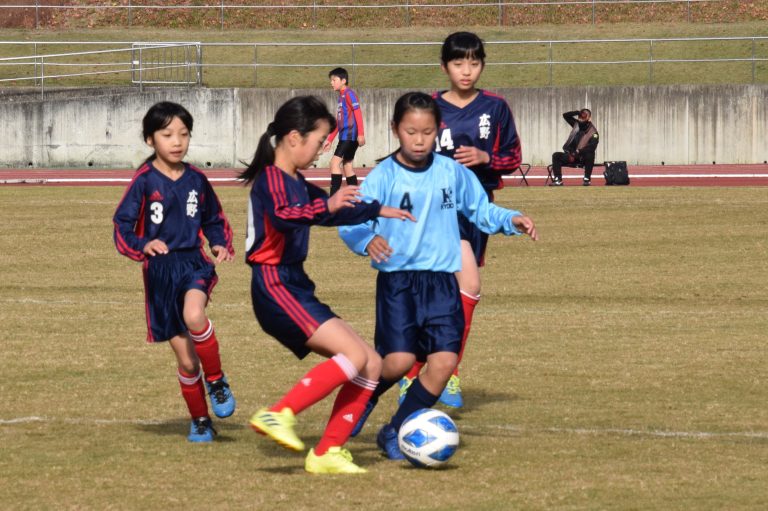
[550,108,599,186]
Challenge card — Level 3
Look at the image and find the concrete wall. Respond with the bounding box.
[2,84,766,168]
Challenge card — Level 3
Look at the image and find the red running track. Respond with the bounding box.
[1,164,767,187]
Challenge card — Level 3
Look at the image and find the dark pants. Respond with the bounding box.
[551,152,596,181]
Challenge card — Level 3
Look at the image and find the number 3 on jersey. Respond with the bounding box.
[435,128,454,153]
[150,202,164,224]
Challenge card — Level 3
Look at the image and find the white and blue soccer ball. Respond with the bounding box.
[397,408,459,468]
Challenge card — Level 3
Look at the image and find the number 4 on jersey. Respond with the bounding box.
[399,193,413,214]
[435,129,454,152]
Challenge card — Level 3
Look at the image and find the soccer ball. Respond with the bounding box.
[397,408,459,468]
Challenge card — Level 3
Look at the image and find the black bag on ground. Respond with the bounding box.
[603,161,630,185]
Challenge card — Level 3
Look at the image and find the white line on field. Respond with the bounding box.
[3,416,766,440]
[1,297,753,316]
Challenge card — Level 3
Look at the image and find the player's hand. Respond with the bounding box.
[357,135,366,147]
[322,140,332,153]
[366,235,394,263]
[379,206,415,222]
[454,145,490,167]
[143,239,169,256]
[327,185,362,213]
[211,245,234,264]
[512,215,539,241]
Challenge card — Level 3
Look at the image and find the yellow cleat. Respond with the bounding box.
[397,376,413,405]
[305,447,368,474]
[249,407,304,452]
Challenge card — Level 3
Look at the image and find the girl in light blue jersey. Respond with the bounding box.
[339,92,538,460]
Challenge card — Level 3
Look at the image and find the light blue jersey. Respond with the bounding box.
[339,153,523,272]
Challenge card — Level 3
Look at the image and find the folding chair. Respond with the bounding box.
[512,163,531,186]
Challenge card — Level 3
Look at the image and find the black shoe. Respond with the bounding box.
[549,179,563,187]
[583,179,591,187]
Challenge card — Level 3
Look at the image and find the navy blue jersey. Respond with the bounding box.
[113,162,234,262]
[433,89,522,191]
[245,165,381,265]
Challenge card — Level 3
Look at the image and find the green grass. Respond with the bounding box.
[1,21,768,88]
[1,185,767,509]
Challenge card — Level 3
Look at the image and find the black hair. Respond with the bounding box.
[141,101,193,166]
[377,92,441,163]
[581,108,592,116]
[329,67,349,83]
[440,31,486,65]
[392,91,441,131]
[239,96,336,184]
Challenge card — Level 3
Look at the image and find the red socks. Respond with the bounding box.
[404,291,480,379]
[314,376,377,456]
[405,361,424,380]
[178,369,208,419]
[189,320,223,382]
[455,291,480,376]
[271,354,358,415]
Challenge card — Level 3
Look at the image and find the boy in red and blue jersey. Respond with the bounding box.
[322,67,366,196]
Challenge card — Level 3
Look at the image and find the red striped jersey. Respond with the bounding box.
[113,162,234,262]
[331,86,363,141]
[245,165,381,265]
[433,89,522,191]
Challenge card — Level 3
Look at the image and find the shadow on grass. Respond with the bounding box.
[444,388,520,418]
[135,418,240,443]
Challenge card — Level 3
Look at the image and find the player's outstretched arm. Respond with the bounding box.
[512,215,539,241]
[379,206,415,222]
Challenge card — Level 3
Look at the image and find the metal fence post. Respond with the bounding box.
[34,42,38,86]
[35,0,39,29]
[687,0,691,23]
[40,56,44,99]
[498,0,503,27]
[196,43,203,86]
[592,0,596,25]
[649,40,654,83]
[405,1,410,27]
[254,45,258,87]
[352,44,357,84]
[128,0,132,27]
[139,47,143,92]
[752,38,756,83]
[220,0,225,31]
[312,0,317,29]
[548,41,553,86]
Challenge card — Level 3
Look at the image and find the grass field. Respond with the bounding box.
[2,21,768,88]
[1,184,767,510]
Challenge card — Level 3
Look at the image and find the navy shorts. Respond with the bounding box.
[458,213,489,267]
[250,263,337,359]
[333,140,359,161]
[143,249,217,343]
[374,271,463,360]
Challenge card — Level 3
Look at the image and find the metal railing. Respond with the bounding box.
[0,0,739,29]
[1,37,766,94]
[0,43,201,98]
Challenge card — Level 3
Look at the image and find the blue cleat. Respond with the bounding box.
[397,377,413,406]
[188,417,216,443]
[438,374,463,409]
[206,374,236,418]
[376,424,405,460]
[350,399,376,438]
